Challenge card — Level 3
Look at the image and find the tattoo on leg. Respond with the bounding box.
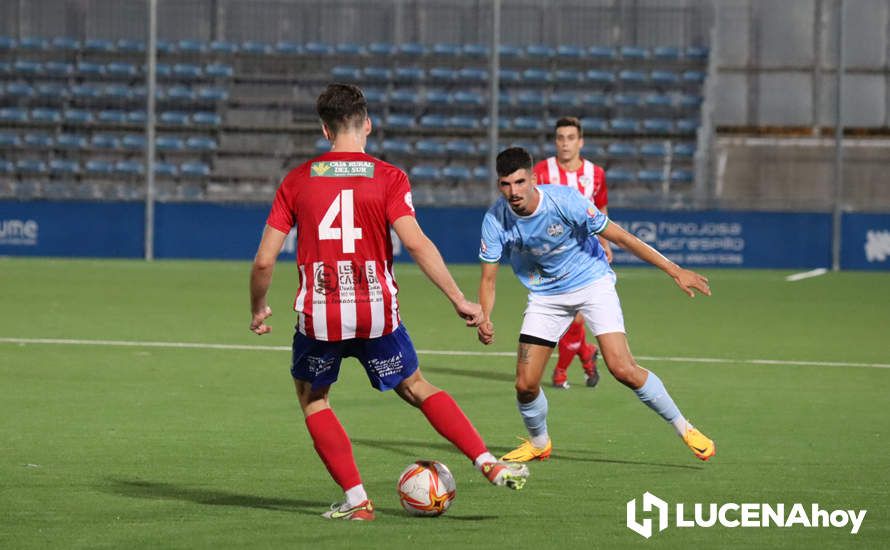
[518,343,531,364]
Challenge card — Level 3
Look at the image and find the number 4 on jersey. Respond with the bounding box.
[319,190,363,253]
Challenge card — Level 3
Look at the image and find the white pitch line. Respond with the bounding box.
[785,268,828,282]
[1,336,889,369]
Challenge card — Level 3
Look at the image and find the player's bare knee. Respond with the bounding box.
[515,384,540,403]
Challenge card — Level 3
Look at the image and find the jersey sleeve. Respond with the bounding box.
[532,160,549,185]
[386,169,416,224]
[267,174,295,233]
[479,212,504,263]
[593,164,608,209]
[563,190,608,235]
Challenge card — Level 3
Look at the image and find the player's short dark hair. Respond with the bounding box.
[496,147,534,177]
[555,116,583,138]
[316,83,368,137]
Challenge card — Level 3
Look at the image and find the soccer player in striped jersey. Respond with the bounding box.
[249,84,528,521]
[478,147,715,463]
[532,117,608,390]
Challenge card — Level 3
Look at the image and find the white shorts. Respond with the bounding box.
[519,273,625,345]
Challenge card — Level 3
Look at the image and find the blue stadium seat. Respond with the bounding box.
[107,62,138,78]
[682,70,706,84]
[677,119,699,133]
[77,61,105,77]
[205,63,233,78]
[363,66,392,82]
[121,134,146,150]
[127,111,147,124]
[197,87,228,102]
[365,140,381,155]
[442,165,472,182]
[419,114,448,129]
[449,116,480,130]
[512,116,542,131]
[671,169,694,183]
[653,46,681,61]
[331,65,361,81]
[614,93,642,109]
[0,61,13,75]
[679,94,703,109]
[607,142,638,157]
[638,169,663,183]
[610,118,639,134]
[275,40,305,55]
[644,93,673,110]
[103,85,132,101]
[620,46,649,60]
[154,162,179,177]
[117,38,145,53]
[186,136,217,151]
[20,36,49,50]
[685,46,709,61]
[210,40,239,54]
[472,166,490,181]
[382,139,412,155]
[497,44,522,58]
[415,139,447,156]
[428,67,457,83]
[549,91,580,108]
[166,86,196,102]
[606,168,634,183]
[389,89,419,104]
[363,88,385,104]
[24,133,54,148]
[156,136,185,151]
[482,116,511,131]
[462,44,488,57]
[84,38,115,52]
[525,44,554,58]
[619,70,649,87]
[640,142,668,157]
[0,159,14,173]
[651,70,680,87]
[397,42,426,57]
[394,66,424,83]
[240,40,272,55]
[85,159,115,175]
[587,45,616,60]
[57,133,89,150]
[63,109,93,124]
[72,84,101,100]
[49,159,80,176]
[553,69,583,84]
[498,91,514,107]
[457,67,488,83]
[453,90,484,106]
[153,63,172,78]
[0,36,14,50]
[5,82,35,98]
[16,159,47,175]
[0,132,20,147]
[445,139,477,156]
[35,83,68,99]
[556,45,584,59]
[335,42,364,56]
[173,63,203,79]
[581,144,606,159]
[50,36,80,52]
[303,41,333,55]
[498,69,521,84]
[314,137,330,153]
[580,117,608,133]
[30,108,61,123]
[409,165,440,182]
[385,114,416,129]
[115,160,145,176]
[43,61,73,76]
[367,42,395,56]
[582,93,608,109]
[178,39,206,53]
[643,119,674,134]
[673,142,696,158]
[425,88,450,106]
[89,134,119,149]
[586,70,615,87]
[14,60,42,75]
[159,111,190,125]
[191,112,221,126]
[521,69,550,84]
[517,90,546,107]
[432,43,461,57]
[98,110,128,124]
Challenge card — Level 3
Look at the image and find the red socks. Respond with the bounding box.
[305,408,361,491]
[420,391,488,462]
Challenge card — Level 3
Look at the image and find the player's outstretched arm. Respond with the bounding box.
[477,262,499,345]
[600,222,711,298]
[249,224,288,334]
[392,216,483,326]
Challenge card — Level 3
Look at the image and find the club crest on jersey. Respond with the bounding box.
[547,223,564,237]
[587,205,598,217]
[579,175,593,188]
[311,162,332,176]
[314,263,338,295]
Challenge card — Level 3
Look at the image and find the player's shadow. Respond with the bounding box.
[552,451,704,470]
[421,365,515,383]
[104,478,327,516]
[352,437,459,459]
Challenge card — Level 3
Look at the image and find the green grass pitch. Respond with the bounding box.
[1,257,888,548]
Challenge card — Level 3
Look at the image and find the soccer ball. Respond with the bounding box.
[396,460,456,516]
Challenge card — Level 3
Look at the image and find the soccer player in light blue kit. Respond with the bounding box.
[478,147,716,462]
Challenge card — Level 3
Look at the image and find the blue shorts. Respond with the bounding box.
[290,324,419,392]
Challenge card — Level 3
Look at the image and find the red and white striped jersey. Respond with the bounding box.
[533,157,608,209]
[266,152,415,341]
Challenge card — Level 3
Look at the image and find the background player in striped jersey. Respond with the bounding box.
[249,84,528,521]
[478,147,715,464]
[532,117,608,389]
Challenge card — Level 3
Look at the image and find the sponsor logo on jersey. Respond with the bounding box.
[547,223,564,237]
[311,161,375,178]
[404,191,414,212]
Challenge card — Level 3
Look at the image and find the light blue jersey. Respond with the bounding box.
[479,185,613,295]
